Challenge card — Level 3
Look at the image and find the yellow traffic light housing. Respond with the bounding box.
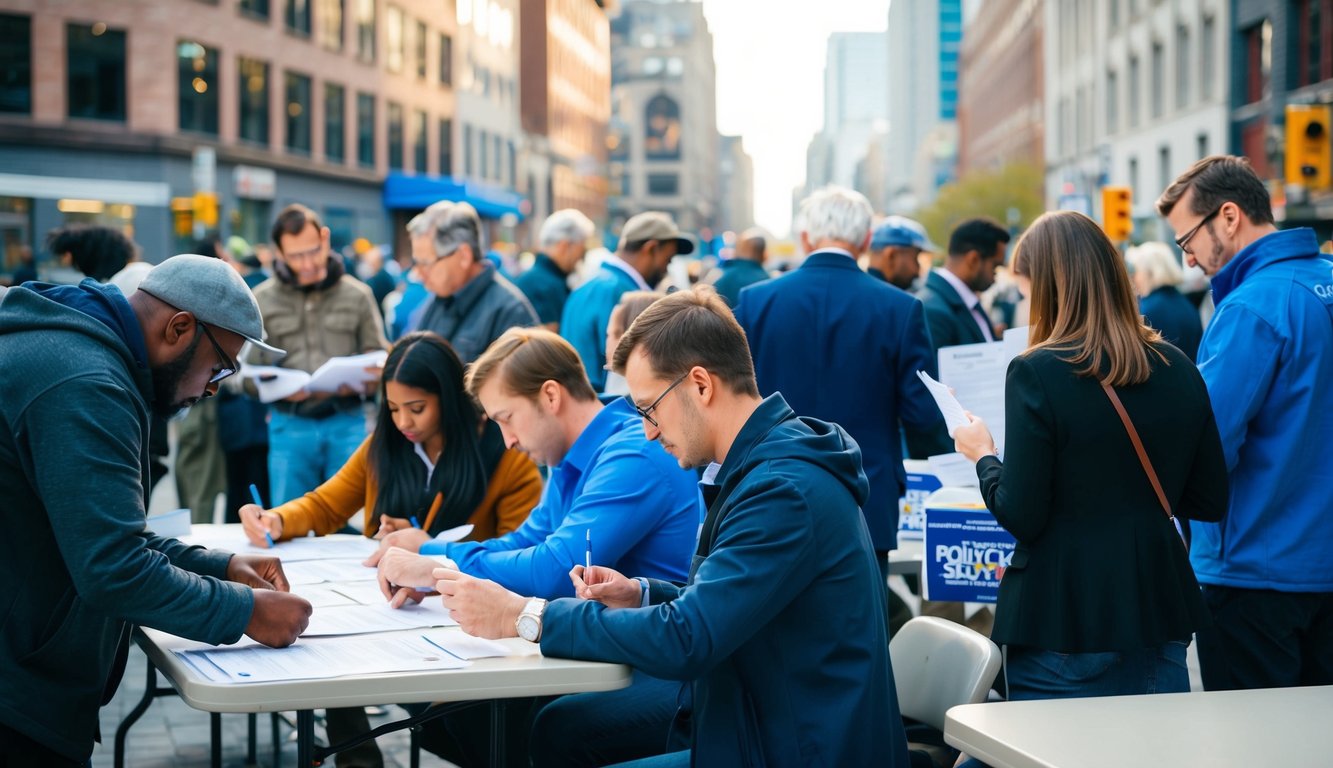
[1101,185,1133,243]
[192,192,219,229]
[1285,105,1331,192]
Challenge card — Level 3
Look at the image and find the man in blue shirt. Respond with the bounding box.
[561,211,691,390]
[514,209,595,332]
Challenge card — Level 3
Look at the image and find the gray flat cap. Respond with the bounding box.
[137,253,284,356]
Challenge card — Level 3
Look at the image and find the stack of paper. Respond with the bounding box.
[242,350,388,403]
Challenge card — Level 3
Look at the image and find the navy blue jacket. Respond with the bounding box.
[917,269,991,348]
[1138,286,1202,362]
[513,253,571,326]
[734,251,947,550]
[542,395,909,767]
[709,259,770,307]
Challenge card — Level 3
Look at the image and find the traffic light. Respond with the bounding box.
[1101,185,1133,243]
[192,192,219,229]
[1286,105,1332,191]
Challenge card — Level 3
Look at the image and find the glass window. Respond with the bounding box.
[413,109,427,172]
[1106,70,1118,133]
[439,34,453,86]
[415,20,427,80]
[643,95,681,159]
[386,5,404,73]
[177,40,218,135]
[388,101,404,170]
[507,140,515,188]
[647,173,679,196]
[1150,42,1164,119]
[356,91,375,167]
[286,0,311,36]
[1128,55,1141,127]
[1244,21,1271,104]
[67,23,126,122]
[1175,25,1190,109]
[0,14,32,115]
[479,128,489,178]
[317,0,343,51]
[1201,17,1216,99]
[285,71,311,154]
[240,0,270,18]
[464,123,474,176]
[493,134,503,182]
[325,82,345,163]
[439,118,453,176]
[238,57,270,144]
[355,0,375,63]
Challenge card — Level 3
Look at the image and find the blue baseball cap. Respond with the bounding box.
[870,216,935,251]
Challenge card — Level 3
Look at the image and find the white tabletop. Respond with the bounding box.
[945,685,1333,768]
[889,539,923,575]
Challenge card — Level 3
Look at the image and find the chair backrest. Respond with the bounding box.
[889,616,1002,731]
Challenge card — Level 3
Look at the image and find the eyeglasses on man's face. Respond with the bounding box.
[413,242,463,271]
[197,321,237,384]
[632,371,690,428]
[1175,205,1223,254]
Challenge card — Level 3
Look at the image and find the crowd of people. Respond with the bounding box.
[1,153,1330,768]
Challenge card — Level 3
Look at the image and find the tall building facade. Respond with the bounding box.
[885,0,962,209]
[606,0,719,240]
[957,0,1044,175]
[717,134,754,233]
[817,32,889,192]
[0,0,503,277]
[1043,0,1230,242]
[518,0,611,231]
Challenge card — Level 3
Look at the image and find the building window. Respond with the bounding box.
[464,123,473,176]
[67,22,126,122]
[439,34,453,86]
[507,140,516,188]
[286,0,311,36]
[647,173,679,196]
[1175,25,1190,109]
[415,20,427,80]
[177,41,218,135]
[1158,145,1172,192]
[1109,0,1120,27]
[356,92,375,167]
[493,134,503,182]
[240,0,270,19]
[1150,41,1164,119]
[1128,54,1141,127]
[325,82,345,163]
[1128,156,1139,200]
[1106,70,1119,133]
[1245,21,1272,104]
[386,5,404,73]
[388,101,404,170]
[0,14,32,115]
[1197,132,1209,159]
[479,129,490,178]
[238,57,270,144]
[1201,16,1216,99]
[355,0,375,63]
[643,95,681,159]
[439,118,453,176]
[285,72,312,154]
[413,109,427,172]
[1295,0,1328,86]
[317,0,343,51]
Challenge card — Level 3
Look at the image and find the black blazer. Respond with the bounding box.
[917,270,991,349]
[977,342,1228,653]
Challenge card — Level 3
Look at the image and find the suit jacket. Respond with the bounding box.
[978,343,1229,653]
[917,269,990,350]
[734,251,947,551]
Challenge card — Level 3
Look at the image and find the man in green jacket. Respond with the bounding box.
[0,254,311,764]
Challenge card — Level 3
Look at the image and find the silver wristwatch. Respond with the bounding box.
[515,598,547,642]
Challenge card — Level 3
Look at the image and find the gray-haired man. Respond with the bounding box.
[408,201,539,362]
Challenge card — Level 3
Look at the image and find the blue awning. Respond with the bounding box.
[382,172,527,220]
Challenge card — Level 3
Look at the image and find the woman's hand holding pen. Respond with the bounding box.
[570,565,641,609]
[239,504,284,547]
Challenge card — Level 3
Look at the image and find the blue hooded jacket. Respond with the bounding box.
[541,394,909,767]
[1191,228,1333,591]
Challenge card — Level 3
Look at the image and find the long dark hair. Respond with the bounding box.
[368,332,505,533]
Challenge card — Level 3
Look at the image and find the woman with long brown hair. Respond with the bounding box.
[954,211,1228,700]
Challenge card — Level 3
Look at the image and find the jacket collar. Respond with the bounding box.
[443,263,498,315]
[1211,228,1322,304]
[927,268,974,310]
[799,250,862,272]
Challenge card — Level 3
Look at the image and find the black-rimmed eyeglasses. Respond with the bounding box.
[198,322,237,384]
[1175,205,1223,253]
[632,371,689,428]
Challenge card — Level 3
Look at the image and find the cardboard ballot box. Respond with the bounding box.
[898,460,942,542]
[922,487,1016,603]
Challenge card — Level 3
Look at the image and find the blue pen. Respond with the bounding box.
[249,483,275,548]
[410,516,421,529]
[585,529,592,570]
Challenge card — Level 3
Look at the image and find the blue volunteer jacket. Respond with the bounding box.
[560,261,641,390]
[541,395,910,767]
[1191,228,1333,592]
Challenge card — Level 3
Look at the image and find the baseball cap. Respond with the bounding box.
[136,253,284,356]
[871,216,936,251]
[620,212,695,255]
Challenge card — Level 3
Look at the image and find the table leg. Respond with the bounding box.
[409,726,420,768]
[490,700,506,767]
[271,712,282,768]
[247,712,257,764]
[296,710,315,768]
[210,712,222,768]
[113,657,158,768]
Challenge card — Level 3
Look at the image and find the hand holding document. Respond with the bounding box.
[916,370,971,437]
[243,350,388,403]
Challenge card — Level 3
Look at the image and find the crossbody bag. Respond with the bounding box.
[1101,382,1187,549]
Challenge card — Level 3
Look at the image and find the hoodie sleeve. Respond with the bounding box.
[20,376,253,645]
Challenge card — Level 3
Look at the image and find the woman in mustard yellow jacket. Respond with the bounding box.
[240,331,541,545]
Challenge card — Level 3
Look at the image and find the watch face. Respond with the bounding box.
[517,615,539,642]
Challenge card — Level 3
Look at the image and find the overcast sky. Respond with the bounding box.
[700,0,891,237]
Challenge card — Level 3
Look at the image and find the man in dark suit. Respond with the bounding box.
[733,186,948,623]
[918,218,1011,348]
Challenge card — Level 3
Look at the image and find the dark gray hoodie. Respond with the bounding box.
[0,280,253,761]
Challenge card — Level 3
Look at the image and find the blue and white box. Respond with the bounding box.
[897,460,942,541]
[922,488,1016,603]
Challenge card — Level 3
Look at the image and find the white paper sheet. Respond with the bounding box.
[938,342,1012,455]
[174,633,469,684]
[303,602,458,637]
[283,559,379,586]
[241,351,387,403]
[432,524,474,543]
[916,370,971,436]
[423,633,510,660]
[329,581,396,606]
[292,583,360,608]
[926,452,981,488]
[180,531,376,563]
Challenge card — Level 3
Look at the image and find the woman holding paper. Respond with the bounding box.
[953,211,1228,703]
[240,331,542,546]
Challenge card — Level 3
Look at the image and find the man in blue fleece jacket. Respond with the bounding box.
[1158,155,1333,691]
[0,254,311,764]
[431,289,910,768]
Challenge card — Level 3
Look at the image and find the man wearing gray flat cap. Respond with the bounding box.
[0,254,312,765]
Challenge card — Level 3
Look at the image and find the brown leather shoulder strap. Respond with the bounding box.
[1101,382,1173,520]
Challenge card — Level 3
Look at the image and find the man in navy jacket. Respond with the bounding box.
[432,288,910,768]
[733,186,948,576]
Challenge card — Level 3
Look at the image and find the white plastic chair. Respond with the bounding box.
[890,616,1002,732]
